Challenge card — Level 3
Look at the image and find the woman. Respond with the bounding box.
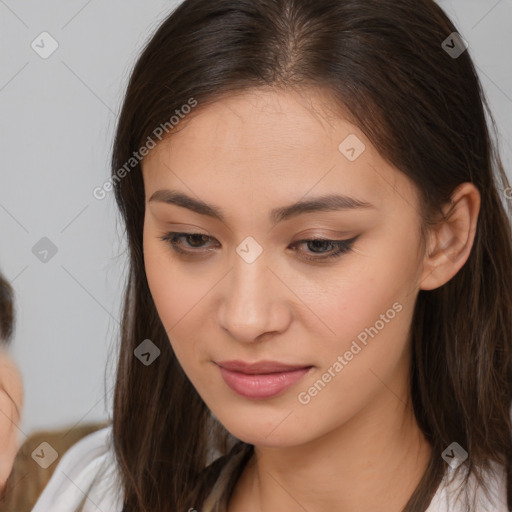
[0,271,24,494]
[32,0,512,511]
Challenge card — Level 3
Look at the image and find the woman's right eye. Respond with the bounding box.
[159,232,217,254]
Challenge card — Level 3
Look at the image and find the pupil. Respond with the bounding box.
[188,234,207,247]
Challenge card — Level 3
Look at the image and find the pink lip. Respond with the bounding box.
[215,360,313,399]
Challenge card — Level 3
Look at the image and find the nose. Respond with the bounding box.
[217,255,292,344]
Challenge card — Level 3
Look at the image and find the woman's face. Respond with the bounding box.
[141,88,428,447]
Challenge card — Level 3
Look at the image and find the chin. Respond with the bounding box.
[217,413,308,448]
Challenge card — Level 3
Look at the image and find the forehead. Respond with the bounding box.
[147,87,353,158]
[141,87,419,217]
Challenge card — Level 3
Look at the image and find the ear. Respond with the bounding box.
[419,182,481,291]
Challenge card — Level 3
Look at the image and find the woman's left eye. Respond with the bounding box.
[159,232,359,262]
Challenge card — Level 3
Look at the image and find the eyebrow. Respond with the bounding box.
[148,189,375,224]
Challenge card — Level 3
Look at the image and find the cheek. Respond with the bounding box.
[303,277,410,391]
[298,240,419,408]
[293,237,420,412]
[142,230,211,368]
[144,226,194,320]
[307,241,418,352]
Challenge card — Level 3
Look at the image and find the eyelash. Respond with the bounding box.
[158,232,359,262]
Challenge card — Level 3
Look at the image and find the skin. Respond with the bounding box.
[0,348,23,490]
[141,87,480,512]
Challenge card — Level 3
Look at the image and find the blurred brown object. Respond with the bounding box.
[0,422,106,512]
[0,272,14,342]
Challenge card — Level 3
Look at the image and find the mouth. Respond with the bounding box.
[214,360,314,399]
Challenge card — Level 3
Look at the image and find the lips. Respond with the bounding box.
[215,360,314,399]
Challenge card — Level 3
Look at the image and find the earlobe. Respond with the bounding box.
[419,183,481,291]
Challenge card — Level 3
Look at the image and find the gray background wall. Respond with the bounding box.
[0,0,511,441]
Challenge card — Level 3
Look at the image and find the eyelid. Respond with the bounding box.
[292,230,357,240]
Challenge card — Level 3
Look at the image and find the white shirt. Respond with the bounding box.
[30,427,123,512]
[31,425,509,512]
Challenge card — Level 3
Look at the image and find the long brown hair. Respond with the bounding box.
[110,1,512,510]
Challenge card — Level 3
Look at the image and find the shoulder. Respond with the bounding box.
[426,405,512,512]
[427,458,508,512]
[31,425,123,512]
